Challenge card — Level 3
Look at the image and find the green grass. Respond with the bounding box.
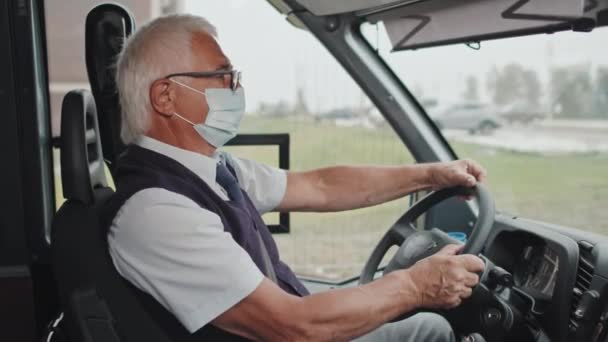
[239,116,608,279]
[454,141,608,234]
[53,116,608,280]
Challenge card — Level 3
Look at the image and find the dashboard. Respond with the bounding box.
[301,213,608,342]
[485,228,567,302]
[480,214,608,342]
[513,244,559,299]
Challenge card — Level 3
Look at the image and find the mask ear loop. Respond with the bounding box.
[169,78,207,97]
[172,111,196,125]
[168,78,207,125]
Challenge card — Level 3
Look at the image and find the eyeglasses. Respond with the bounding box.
[165,69,242,91]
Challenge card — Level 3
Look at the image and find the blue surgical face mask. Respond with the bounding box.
[170,79,245,148]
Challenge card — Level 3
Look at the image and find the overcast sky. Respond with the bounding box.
[185,0,608,112]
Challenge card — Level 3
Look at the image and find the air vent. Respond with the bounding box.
[570,244,596,326]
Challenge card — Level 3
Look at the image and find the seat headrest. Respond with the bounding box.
[85,3,135,170]
[60,90,107,204]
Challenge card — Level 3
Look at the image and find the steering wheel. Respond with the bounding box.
[359,185,495,285]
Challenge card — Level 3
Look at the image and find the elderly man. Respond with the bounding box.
[106,14,486,341]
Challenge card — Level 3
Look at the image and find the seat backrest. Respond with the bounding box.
[52,89,172,342]
[85,3,134,171]
[59,89,107,204]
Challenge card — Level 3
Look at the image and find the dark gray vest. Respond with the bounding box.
[102,145,308,341]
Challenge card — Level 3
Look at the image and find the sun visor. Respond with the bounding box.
[377,0,606,51]
[295,0,407,16]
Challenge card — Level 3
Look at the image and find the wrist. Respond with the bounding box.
[416,163,436,191]
[395,269,424,309]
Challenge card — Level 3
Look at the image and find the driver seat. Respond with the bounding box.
[51,89,172,342]
[49,2,174,340]
[50,3,203,341]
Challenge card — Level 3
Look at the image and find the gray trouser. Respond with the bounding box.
[353,313,456,342]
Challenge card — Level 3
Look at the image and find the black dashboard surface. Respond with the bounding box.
[483,215,578,342]
[299,213,608,342]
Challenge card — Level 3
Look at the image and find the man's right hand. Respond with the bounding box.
[406,244,485,309]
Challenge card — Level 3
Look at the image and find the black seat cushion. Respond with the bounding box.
[52,187,174,342]
[53,88,173,341]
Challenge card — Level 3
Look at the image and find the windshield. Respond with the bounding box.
[362,24,608,235]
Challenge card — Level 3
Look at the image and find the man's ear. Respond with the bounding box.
[149,79,175,117]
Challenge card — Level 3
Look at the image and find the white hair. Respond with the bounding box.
[115,14,217,144]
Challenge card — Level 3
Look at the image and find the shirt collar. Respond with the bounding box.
[135,136,220,185]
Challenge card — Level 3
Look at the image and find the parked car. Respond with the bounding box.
[432,103,501,134]
[315,108,376,128]
[499,101,547,124]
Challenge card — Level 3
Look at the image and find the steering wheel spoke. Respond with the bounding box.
[359,185,494,285]
[388,222,418,245]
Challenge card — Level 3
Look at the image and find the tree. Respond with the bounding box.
[487,64,542,108]
[462,75,479,102]
[488,63,525,106]
[486,65,499,100]
[521,70,542,107]
[293,86,310,116]
[550,64,593,118]
[594,67,608,118]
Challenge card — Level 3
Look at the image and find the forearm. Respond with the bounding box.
[294,270,421,341]
[214,270,421,342]
[313,164,432,211]
[279,159,485,212]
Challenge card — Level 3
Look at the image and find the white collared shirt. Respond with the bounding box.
[107,136,287,333]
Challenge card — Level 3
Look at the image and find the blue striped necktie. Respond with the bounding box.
[215,160,278,282]
[215,161,245,206]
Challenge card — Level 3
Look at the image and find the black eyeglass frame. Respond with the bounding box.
[165,69,242,91]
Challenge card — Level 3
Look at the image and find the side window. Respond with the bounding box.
[211,2,415,280]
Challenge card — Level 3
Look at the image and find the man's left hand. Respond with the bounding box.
[426,159,487,191]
